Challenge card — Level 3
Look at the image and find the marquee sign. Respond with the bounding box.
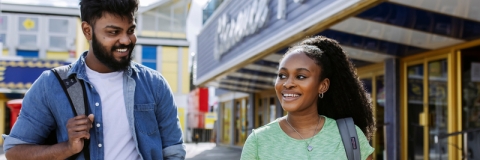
[214,0,270,60]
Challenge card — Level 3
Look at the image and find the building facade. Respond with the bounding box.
[0,0,192,142]
[195,0,480,160]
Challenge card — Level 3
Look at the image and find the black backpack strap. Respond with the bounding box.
[51,65,91,160]
[337,117,361,160]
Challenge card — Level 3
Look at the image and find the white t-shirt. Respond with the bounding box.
[86,65,141,160]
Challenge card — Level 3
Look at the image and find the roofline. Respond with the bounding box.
[1,3,79,16]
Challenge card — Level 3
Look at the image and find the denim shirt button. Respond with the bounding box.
[96,123,100,127]
[95,102,99,106]
[98,143,102,148]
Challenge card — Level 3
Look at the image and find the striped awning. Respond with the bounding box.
[0,59,69,93]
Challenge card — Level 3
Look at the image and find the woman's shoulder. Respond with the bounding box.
[251,119,282,137]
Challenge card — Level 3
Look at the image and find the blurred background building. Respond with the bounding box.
[0,0,193,145]
[192,0,480,160]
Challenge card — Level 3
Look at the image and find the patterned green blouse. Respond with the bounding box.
[240,116,374,160]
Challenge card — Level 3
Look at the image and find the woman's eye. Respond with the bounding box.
[297,75,306,79]
[110,31,118,34]
[278,74,286,79]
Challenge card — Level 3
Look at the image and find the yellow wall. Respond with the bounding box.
[141,30,186,39]
[182,47,189,94]
[46,51,69,60]
[178,108,185,133]
[162,47,178,92]
[76,18,89,58]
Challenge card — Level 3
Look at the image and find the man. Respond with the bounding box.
[3,0,185,159]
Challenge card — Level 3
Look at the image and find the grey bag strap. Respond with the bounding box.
[337,117,361,160]
[51,65,86,116]
[51,65,91,160]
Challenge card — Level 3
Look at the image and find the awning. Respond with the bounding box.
[209,0,480,93]
[0,59,69,93]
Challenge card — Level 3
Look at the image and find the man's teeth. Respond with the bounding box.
[284,94,300,97]
[117,48,127,52]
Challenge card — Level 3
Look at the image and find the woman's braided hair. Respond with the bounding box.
[285,36,375,140]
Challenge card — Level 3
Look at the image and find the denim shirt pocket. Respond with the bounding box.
[134,104,159,135]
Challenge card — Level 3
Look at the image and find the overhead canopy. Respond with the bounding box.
[201,0,480,93]
[0,59,68,93]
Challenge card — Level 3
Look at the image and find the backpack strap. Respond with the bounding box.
[337,117,361,160]
[51,65,91,160]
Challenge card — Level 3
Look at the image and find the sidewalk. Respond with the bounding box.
[0,147,5,160]
[0,143,241,160]
[186,142,242,160]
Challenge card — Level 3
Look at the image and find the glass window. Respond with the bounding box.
[0,34,6,44]
[142,13,156,31]
[0,16,8,31]
[49,36,67,49]
[19,17,39,32]
[49,19,69,33]
[19,34,37,47]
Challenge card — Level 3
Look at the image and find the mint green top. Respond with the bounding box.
[240,116,374,160]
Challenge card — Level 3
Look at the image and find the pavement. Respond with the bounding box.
[0,146,4,160]
[0,143,241,160]
[186,142,242,160]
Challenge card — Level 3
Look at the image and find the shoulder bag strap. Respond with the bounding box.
[51,65,91,160]
[337,117,361,160]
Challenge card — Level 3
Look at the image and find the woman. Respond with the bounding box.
[241,36,375,160]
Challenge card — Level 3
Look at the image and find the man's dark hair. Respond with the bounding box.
[284,36,375,140]
[79,0,139,26]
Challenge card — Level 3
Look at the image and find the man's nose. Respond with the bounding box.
[119,34,131,45]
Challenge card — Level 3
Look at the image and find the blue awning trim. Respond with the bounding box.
[0,60,69,90]
[318,29,429,56]
[226,76,274,86]
[356,2,480,40]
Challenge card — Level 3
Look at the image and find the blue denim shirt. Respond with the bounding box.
[3,52,185,160]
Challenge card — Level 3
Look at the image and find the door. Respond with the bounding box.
[460,48,480,160]
[403,52,460,160]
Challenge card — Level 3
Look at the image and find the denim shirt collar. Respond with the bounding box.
[67,51,140,80]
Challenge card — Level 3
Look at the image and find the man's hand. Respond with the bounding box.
[66,114,94,154]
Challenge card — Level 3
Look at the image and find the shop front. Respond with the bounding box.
[195,0,480,159]
[0,59,69,144]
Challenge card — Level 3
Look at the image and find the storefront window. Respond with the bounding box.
[461,51,480,159]
[222,101,231,144]
[234,98,248,146]
[407,64,425,160]
[427,60,448,159]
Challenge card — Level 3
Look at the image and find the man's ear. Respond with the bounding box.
[318,78,330,94]
[82,21,93,40]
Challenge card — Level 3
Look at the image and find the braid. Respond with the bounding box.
[285,36,375,140]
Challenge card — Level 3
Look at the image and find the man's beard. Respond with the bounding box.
[91,31,134,71]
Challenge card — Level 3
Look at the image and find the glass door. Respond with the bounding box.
[403,53,458,160]
[358,63,385,160]
[460,48,480,160]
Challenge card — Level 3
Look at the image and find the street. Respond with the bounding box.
[0,143,241,160]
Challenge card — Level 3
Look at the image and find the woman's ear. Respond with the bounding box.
[82,21,93,40]
[318,78,330,94]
